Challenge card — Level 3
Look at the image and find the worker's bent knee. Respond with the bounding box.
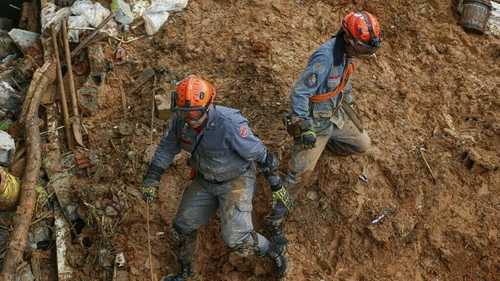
[327,132,371,156]
[354,132,371,154]
[225,232,259,257]
[173,215,199,235]
[223,229,247,249]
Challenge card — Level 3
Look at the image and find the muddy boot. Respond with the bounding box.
[268,244,288,278]
[266,201,289,255]
[161,261,192,281]
[161,228,197,281]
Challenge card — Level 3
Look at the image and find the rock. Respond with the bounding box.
[115,252,126,267]
[28,224,51,249]
[105,205,118,217]
[253,261,267,276]
[155,93,173,120]
[143,144,156,163]
[119,122,134,136]
[78,84,98,115]
[8,29,40,54]
[462,147,499,174]
[367,222,393,243]
[98,248,114,268]
[393,213,417,239]
[127,150,136,161]
[306,190,319,201]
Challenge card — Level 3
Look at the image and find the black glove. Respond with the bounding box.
[261,152,279,178]
[300,130,316,149]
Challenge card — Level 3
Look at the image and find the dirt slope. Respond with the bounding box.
[69,0,500,280]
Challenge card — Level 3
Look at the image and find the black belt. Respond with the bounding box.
[199,164,250,184]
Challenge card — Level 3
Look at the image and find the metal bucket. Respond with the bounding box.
[0,167,20,210]
[461,0,493,33]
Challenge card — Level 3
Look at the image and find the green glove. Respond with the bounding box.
[301,130,317,149]
[272,185,294,211]
[141,185,158,203]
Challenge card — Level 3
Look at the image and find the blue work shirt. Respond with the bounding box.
[290,35,354,134]
[150,105,268,182]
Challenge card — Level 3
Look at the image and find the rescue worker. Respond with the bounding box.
[267,11,383,249]
[141,75,291,281]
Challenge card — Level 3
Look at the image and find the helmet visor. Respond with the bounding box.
[348,38,380,55]
[179,109,205,122]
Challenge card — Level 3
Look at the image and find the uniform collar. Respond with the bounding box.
[332,31,347,66]
[205,105,217,130]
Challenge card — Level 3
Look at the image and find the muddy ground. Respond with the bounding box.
[25,0,500,280]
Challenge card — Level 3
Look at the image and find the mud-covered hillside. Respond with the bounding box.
[32,0,499,280]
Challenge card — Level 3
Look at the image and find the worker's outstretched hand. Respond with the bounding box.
[142,179,160,203]
[272,184,294,211]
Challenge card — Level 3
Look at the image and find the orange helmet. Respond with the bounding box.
[174,75,216,111]
[342,11,382,53]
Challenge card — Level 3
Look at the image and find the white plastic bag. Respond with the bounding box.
[143,0,188,35]
[71,0,111,27]
[154,0,189,12]
[67,15,88,42]
[69,0,118,42]
[143,8,169,35]
[488,1,500,36]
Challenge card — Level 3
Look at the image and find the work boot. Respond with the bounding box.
[266,202,289,255]
[161,261,192,281]
[268,245,288,278]
[162,227,197,281]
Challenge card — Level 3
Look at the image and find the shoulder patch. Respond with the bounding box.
[239,125,248,138]
[304,72,318,88]
[312,62,324,72]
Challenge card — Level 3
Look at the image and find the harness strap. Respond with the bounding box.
[309,62,355,103]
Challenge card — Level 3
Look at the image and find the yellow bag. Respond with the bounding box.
[0,167,20,210]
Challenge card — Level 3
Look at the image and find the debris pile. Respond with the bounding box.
[0,0,185,280]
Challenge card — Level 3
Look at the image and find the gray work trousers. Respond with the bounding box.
[174,166,270,256]
[286,116,371,195]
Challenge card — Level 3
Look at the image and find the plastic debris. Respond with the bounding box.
[0,81,23,119]
[143,0,189,35]
[370,208,394,225]
[55,206,74,281]
[68,0,118,42]
[8,29,40,54]
[155,93,173,120]
[41,4,72,34]
[0,166,20,211]
[488,1,500,36]
[113,252,129,281]
[0,31,18,59]
[0,131,15,167]
[112,0,135,30]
